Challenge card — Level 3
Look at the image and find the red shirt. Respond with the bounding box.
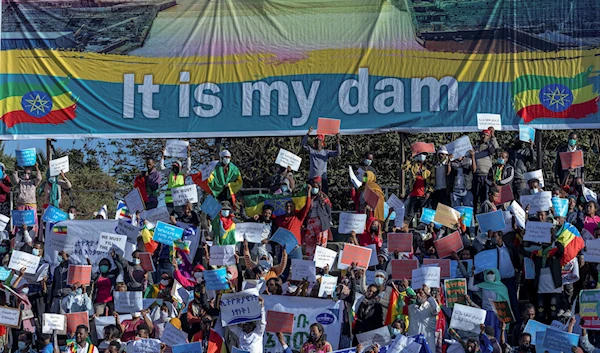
[95,276,113,304]
[121,319,144,342]
[274,196,312,243]
[191,329,225,353]
[410,176,425,197]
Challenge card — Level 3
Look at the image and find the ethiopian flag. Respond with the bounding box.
[244,189,308,218]
[556,222,585,266]
[0,78,77,128]
[513,67,599,123]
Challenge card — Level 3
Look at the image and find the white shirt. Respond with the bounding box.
[497,244,515,279]
[76,341,99,353]
[229,308,266,353]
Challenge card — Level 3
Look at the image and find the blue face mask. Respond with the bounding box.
[364,159,372,166]
[497,158,505,165]
[221,210,230,217]
[18,342,27,350]
[416,154,426,162]
[391,328,402,337]
[568,139,577,146]
[75,288,83,296]
[100,265,109,273]
[311,188,319,195]
[281,185,289,193]
[0,246,8,253]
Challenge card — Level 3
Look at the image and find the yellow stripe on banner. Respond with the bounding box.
[513,84,598,112]
[1,48,599,85]
[0,92,75,114]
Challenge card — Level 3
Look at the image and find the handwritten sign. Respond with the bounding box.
[420,208,442,228]
[519,125,535,142]
[495,184,514,205]
[42,313,66,334]
[349,166,363,188]
[124,188,145,215]
[171,185,198,206]
[477,113,502,130]
[524,169,545,188]
[410,142,435,157]
[474,249,498,274]
[445,279,467,308]
[220,288,261,326]
[131,339,162,353]
[266,310,294,333]
[552,197,568,217]
[520,191,552,213]
[317,117,340,135]
[391,259,419,279]
[387,194,406,227]
[423,258,451,278]
[318,275,338,298]
[450,303,487,334]
[476,210,506,233]
[42,205,69,223]
[356,326,392,349]
[114,291,143,313]
[275,148,302,171]
[164,140,189,158]
[153,221,184,246]
[67,265,92,285]
[434,203,461,229]
[434,231,464,259]
[542,328,580,352]
[388,233,413,253]
[16,148,36,167]
[97,232,127,254]
[198,160,219,182]
[172,343,203,353]
[9,250,40,274]
[508,201,526,229]
[340,244,372,269]
[291,259,317,282]
[0,214,8,232]
[140,206,170,224]
[524,221,553,243]
[412,266,440,288]
[235,222,265,244]
[314,246,337,269]
[580,290,600,330]
[115,219,140,244]
[0,306,20,328]
[560,150,584,170]
[446,136,473,160]
[489,299,515,323]
[270,227,299,253]
[204,268,229,291]
[209,245,236,266]
[338,212,367,234]
[49,156,69,177]
[65,311,89,333]
[200,195,222,219]
[161,322,189,347]
[11,210,35,226]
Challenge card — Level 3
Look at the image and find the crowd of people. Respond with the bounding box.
[0,127,598,353]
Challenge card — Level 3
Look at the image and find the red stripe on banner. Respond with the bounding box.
[517,99,599,123]
[0,105,76,128]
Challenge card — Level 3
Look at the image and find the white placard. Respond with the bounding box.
[199,160,219,181]
[9,250,41,274]
[583,239,600,263]
[49,156,69,177]
[338,212,367,234]
[520,191,552,214]
[387,194,406,227]
[411,266,440,288]
[275,148,302,172]
[0,214,9,232]
[171,185,198,207]
[0,307,21,327]
[349,166,362,188]
[356,326,392,349]
[131,338,162,353]
[160,322,189,346]
[95,314,132,339]
[124,188,145,215]
[114,291,143,313]
[450,303,487,334]
[220,288,262,327]
[235,222,265,244]
[209,245,237,266]
[446,136,474,160]
[477,113,502,130]
[97,232,128,254]
[508,201,526,229]
[524,221,553,243]
[583,186,598,203]
[164,140,189,159]
[524,169,545,188]
[140,207,171,224]
[42,313,66,334]
[314,246,337,269]
[389,334,417,353]
[318,275,338,298]
[291,259,317,282]
[115,219,140,244]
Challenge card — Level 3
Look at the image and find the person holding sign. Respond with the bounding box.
[469,268,509,341]
[160,143,191,215]
[507,135,537,198]
[349,218,383,254]
[11,163,42,234]
[115,251,147,292]
[555,132,584,184]
[228,296,266,352]
[449,149,477,208]
[11,268,36,333]
[40,169,71,209]
[134,157,162,210]
[305,177,332,258]
[301,126,341,195]
[191,315,226,352]
[351,171,385,222]
[473,128,499,207]
[243,240,287,282]
[271,166,296,194]
[402,153,434,221]
[354,285,385,342]
[212,201,237,245]
[91,252,122,316]
[192,150,243,204]
[407,285,440,348]
[62,282,92,315]
[275,186,312,245]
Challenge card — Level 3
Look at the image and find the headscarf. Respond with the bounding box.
[257,247,274,268]
[476,268,509,302]
[46,169,60,207]
[360,171,385,222]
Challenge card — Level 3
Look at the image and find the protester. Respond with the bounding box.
[41,170,71,209]
[305,177,332,258]
[473,128,499,207]
[403,152,434,221]
[301,126,341,194]
[134,157,162,209]
[160,144,191,214]
[0,163,12,217]
[555,131,584,183]
[12,163,42,234]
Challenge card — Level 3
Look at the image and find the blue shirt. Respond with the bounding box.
[42,343,54,353]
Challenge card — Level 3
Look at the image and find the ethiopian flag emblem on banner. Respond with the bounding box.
[0,77,77,128]
[513,67,599,123]
[244,189,308,218]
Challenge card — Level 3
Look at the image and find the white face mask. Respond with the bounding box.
[486,274,496,282]
[133,259,141,265]
[194,272,203,280]
[221,210,230,217]
[374,277,385,286]
[32,249,40,256]
[21,287,29,295]
[222,158,230,165]
[68,213,76,220]
[160,279,170,286]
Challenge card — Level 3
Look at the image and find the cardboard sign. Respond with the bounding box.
[236,222,266,244]
[434,204,461,229]
[524,169,545,188]
[266,310,294,333]
[317,117,340,135]
[338,212,367,234]
[445,278,467,308]
[209,245,237,266]
[524,221,553,243]
[97,232,128,254]
[412,266,441,288]
[275,148,302,171]
[476,210,506,233]
[200,195,222,219]
[291,259,317,282]
[580,290,600,330]
[164,140,189,158]
[446,136,473,160]
[153,221,184,246]
[171,185,198,206]
[559,150,584,170]
[552,197,568,217]
[49,156,69,177]
[391,259,419,279]
[172,343,203,353]
[220,288,261,326]
[115,219,140,244]
[16,148,36,167]
[454,206,473,227]
[67,265,92,285]
[508,201,526,229]
[434,231,464,259]
[114,291,143,313]
[42,205,69,223]
[314,246,337,269]
[0,306,21,328]
[356,326,392,349]
[495,184,514,205]
[450,303,487,334]
[269,227,299,253]
[11,210,35,226]
[364,185,381,210]
[474,249,498,274]
[388,233,413,253]
[161,322,189,347]
[138,252,155,272]
[204,268,229,291]
[410,142,435,157]
[42,313,66,334]
[318,275,338,298]
[124,188,146,215]
[490,299,515,323]
[340,244,372,269]
[9,250,40,274]
[519,125,535,142]
[420,208,442,228]
[65,311,89,334]
[423,258,451,278]
[476,113,502,130]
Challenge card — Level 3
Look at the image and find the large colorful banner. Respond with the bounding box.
[1,0,599,138]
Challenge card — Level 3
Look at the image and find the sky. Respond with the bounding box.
[3,139,88,157]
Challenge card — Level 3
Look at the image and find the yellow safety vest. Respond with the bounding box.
[165,172,185,204]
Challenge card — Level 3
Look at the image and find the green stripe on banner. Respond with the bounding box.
[0,78,70,101]
[512,68,592,96]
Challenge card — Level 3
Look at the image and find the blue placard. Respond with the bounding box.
[232,348,250,353]
[11,210,35,226]
[454,206,473,227]
[451,259,473,278]
[0,267,12,281]
[420,208,442,228]
[551,197,568,218]
[269,227,299,253]
[16,148,37,167]
[476,210,506,233]
[152,221,184,246]
[41,205,69,223]
[473,249,498,274]
[204,268,229,291]
[201,195,222,219]
[523,257,535,280]
[542,328,579,353]
[383,202,396,221]
[519,125,535,143]
[523,320,550,345]
[172,342,203,353]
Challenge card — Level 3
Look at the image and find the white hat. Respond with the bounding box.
[219,150,231,158]
[98,205,108,220]
[437,145,448,154]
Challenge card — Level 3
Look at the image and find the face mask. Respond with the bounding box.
[568,139,576,146]
[416,154,426,162]
[374,277,385,286]
[531,188,539,194]
[133,259,141,265]
[281,185,289,193]
[259,260,271,270]
[0,246,7,253]
[226,273,233,280]
[21,287,29,295]
[310,332,319,341]
[332,291,339,300]
[176,259,183,265]
[18,342,27,350]
[100,265,109,273]
[75,288,83,296]
[172,166,180,174]
[311,188,319,195]
[486,274,496,282]
[221,210,230,217]
[160,312,169,320]
[364,159,372,166]
[497,158,505,165]
[68,213,76,220]
[489,238,498,246]
[222,158,230,165]
[370,225,378,233]
[194,272,203,280]
[160,279,170,286]
[467,347,475,353]
[391,328,402,336]
[32,249,40,256]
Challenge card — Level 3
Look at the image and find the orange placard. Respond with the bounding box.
[433,231,464,259]
[67,265,92,286]
[65,312,89,334]
[317,118,340,136]
[559,150,584,170]
[410,142,435,157]
[387,233,413,253]
[423,258,451,278]
[364,185,380,210]
[494,184,514,205]
[139,252,155,272]
[265,310,295,334]
[340,244,372,269]
[391,259,419,279]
